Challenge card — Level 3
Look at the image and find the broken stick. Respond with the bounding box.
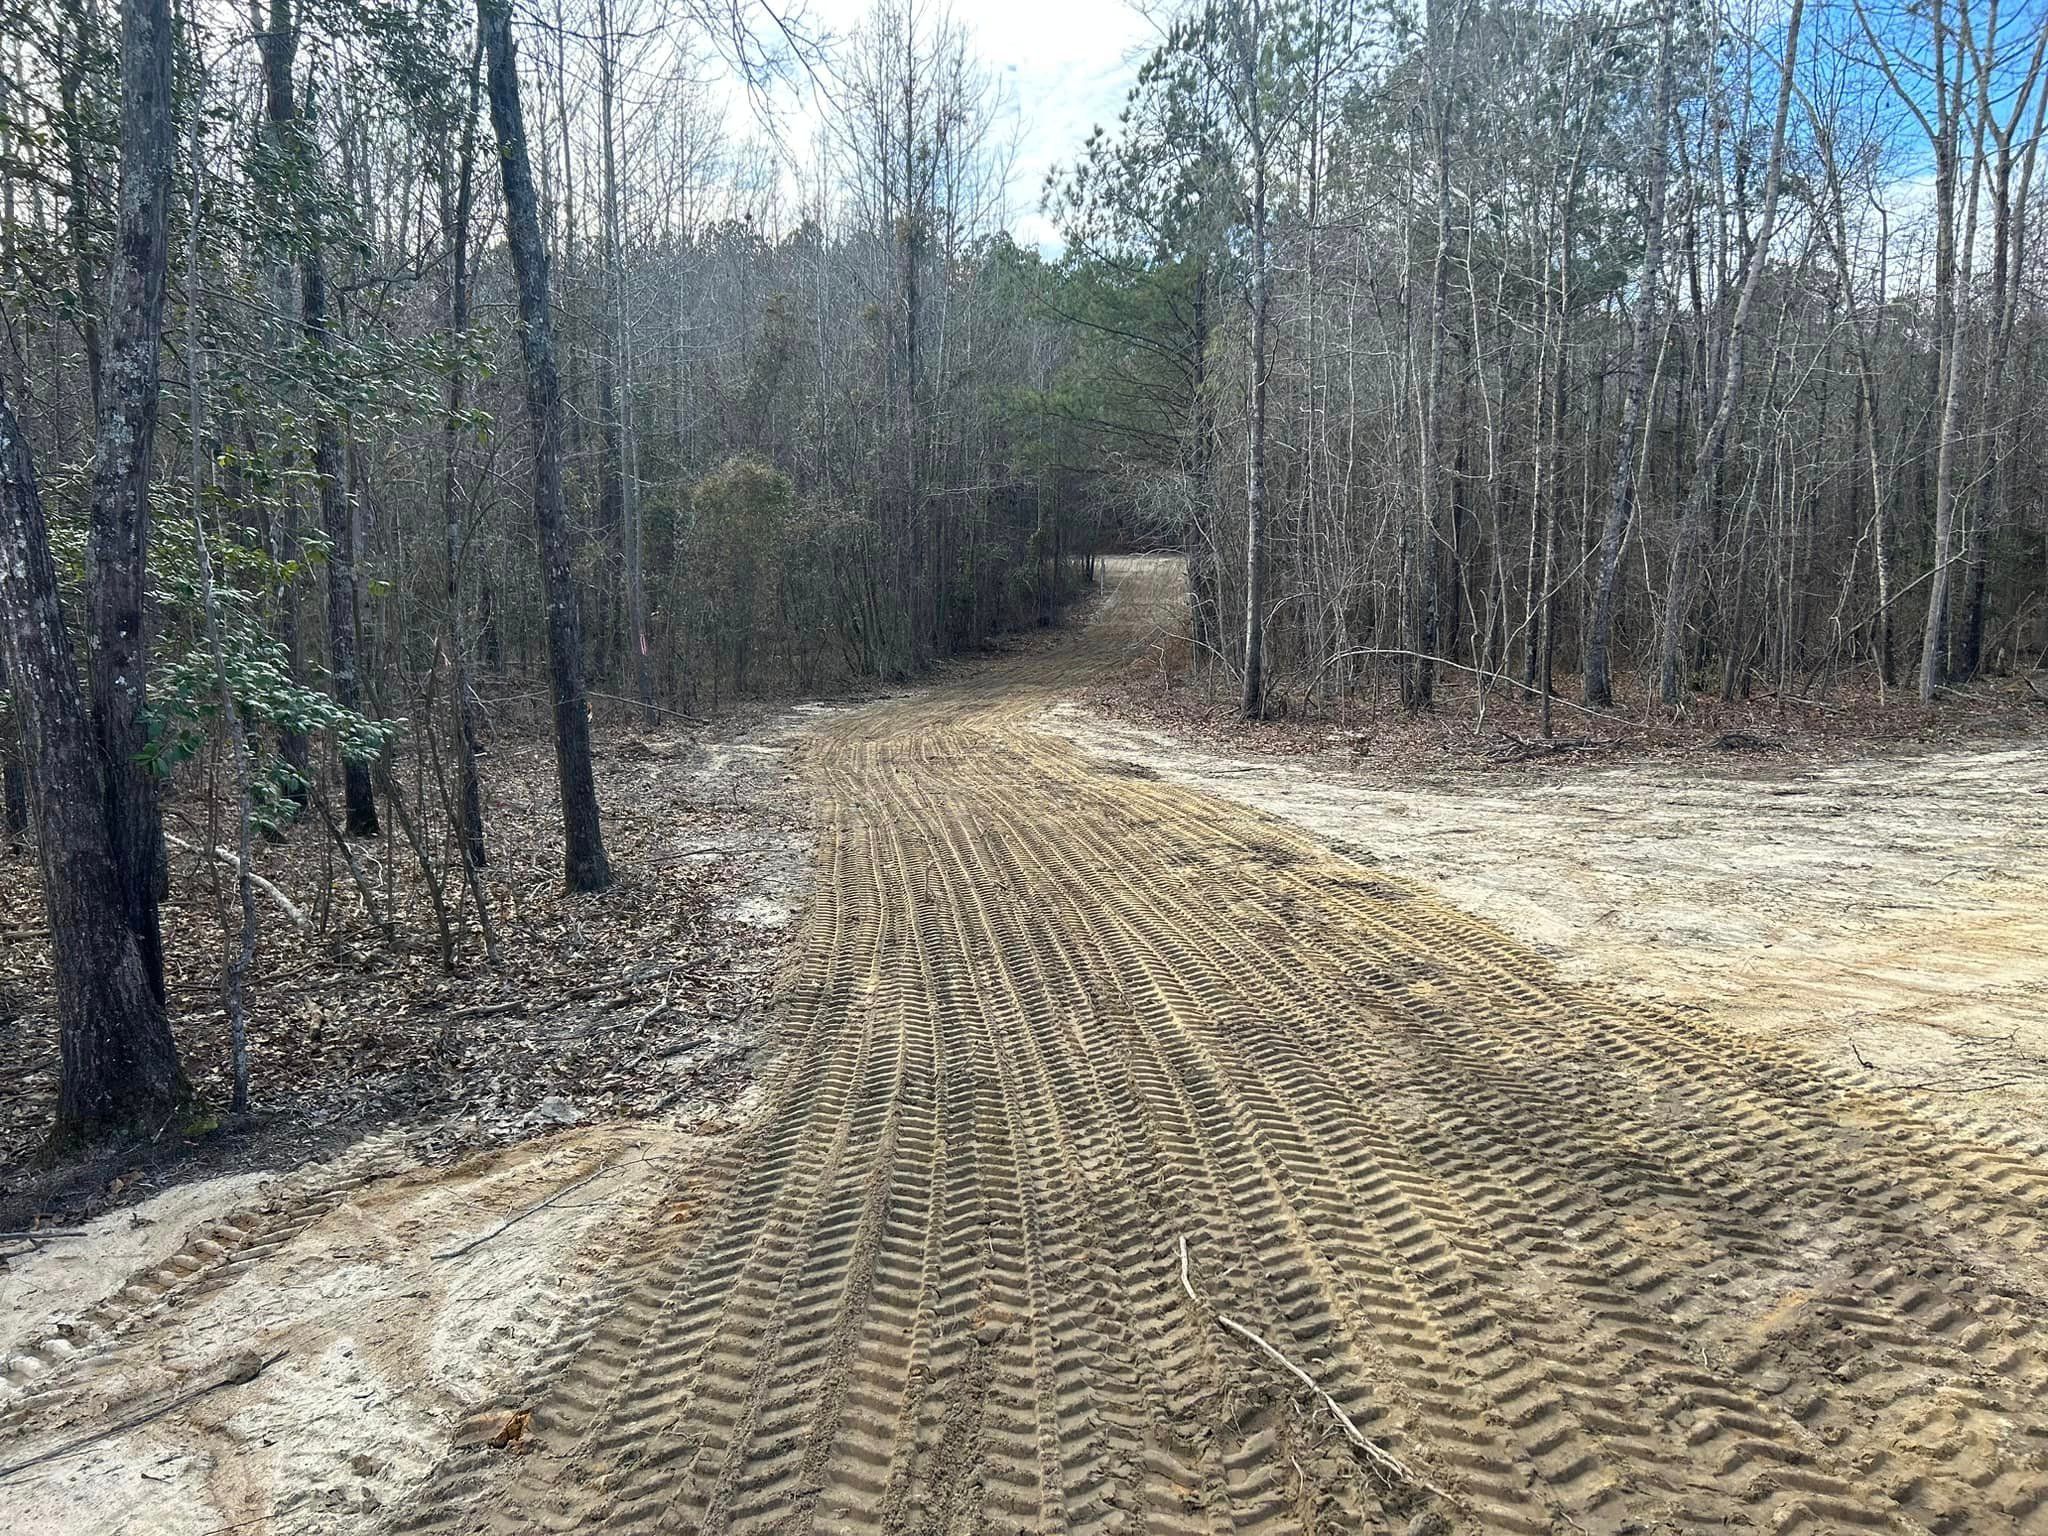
[433,1164,613,1262]
[1177,1234,1452,1503]
[165,834,308,931]
[0,1351,285,1484]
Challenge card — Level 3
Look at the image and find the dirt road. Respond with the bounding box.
[409,558,2048,1535]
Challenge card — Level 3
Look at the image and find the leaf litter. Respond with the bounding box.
[0,705,821,1536]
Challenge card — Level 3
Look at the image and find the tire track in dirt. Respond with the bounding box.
[0,1131,419,1415]
[400,557,2048,1536]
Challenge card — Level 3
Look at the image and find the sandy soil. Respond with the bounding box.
[0,1174,272,1366]
[9,565,2048,1536]
[0,1120,753,1535]
[375,557,2048,1536]
[1050,706,2048,1123]
[0,707,818,1536]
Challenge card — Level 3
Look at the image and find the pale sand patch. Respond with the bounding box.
[1051,703,2048,1120]
[0,1110,757,1536]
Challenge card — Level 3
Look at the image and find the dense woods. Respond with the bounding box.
[0,0,1087,1140]
[0,0,2045,1143]
[1054,0,2048,721]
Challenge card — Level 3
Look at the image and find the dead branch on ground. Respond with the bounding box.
[1177,1234,1452,1504]
[433,1162,615,1261]
[164,834,307,931]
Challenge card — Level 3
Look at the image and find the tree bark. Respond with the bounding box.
[1,388,185,1146]
[1186,260,1219,670]
[1914,0,1980,702]
[302,239,379,834]
[479,0,612,892]
[86,0,177,1005]
[250,0,312,806]
[595,0,654,727]
[184,136,257,1114]
[594,0,626,688]
[1584,0,1672,708]
[1407,0,1455,711]
[1657,0,1804,707]
[441,39,488,869]
[0,652,29,839]
[1956,30,2048,679]
[1241,100,1271,719]
[56,0,105,417]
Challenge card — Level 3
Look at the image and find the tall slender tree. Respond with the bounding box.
[251,0,307,797]
[0,387,186,1145]
[1656,0,1805,707]
[296,70,380,835]
[1584,0,1674,709]
[479,0,612,892]
[87,0,181,1001]
[438,37,490,869]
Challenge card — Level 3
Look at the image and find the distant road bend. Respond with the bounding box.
[410,556,2048,1536]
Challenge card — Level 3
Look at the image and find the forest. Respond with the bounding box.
[1053,0,2048,724]
[0,0,2044,1148]
[5,0,2048,1528]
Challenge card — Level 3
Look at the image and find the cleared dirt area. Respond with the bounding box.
[374,557,2048,1534]
[1056,672,2048,1125]
[8,558,2048,1535]
[0,1119,759,1536]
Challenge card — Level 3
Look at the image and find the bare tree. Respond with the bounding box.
[0,0,188,1140]
[438,35,490,869]
[1656,0,1805,708]
[480,0,612,892]
[0,384,185,1144]
[86,0,181,998]
[1584,0,1673,709]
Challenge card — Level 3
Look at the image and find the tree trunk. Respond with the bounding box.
[478,570,503,672]
[56,0,104,416]
[1186,260,1219,670]
[251,0,311,806]
[479,0,612,892]
[1658,0,1804,707]
[1407,0,1455,711]
[1957,51,2047,679]
[1536,60,1595,731]
[442,40,488,869]
[184,140,257,1114]
[1919,148,1980,701]
[596,0,653,728]
[900,63,926,676]
[0,653,29,839]
[301,243,379,835]
[1807,79,1898,690]
[1584,0,1672,708]
[85,0,178,1006]
[1241,133,1271,719]
[1,387,185,1146]
[1916,0,1980,702]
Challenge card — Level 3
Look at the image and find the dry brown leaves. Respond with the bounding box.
[0,713,809,1220]
[1083,662,2048,782]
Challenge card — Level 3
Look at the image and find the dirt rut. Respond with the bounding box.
[405,559,2048,1535]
